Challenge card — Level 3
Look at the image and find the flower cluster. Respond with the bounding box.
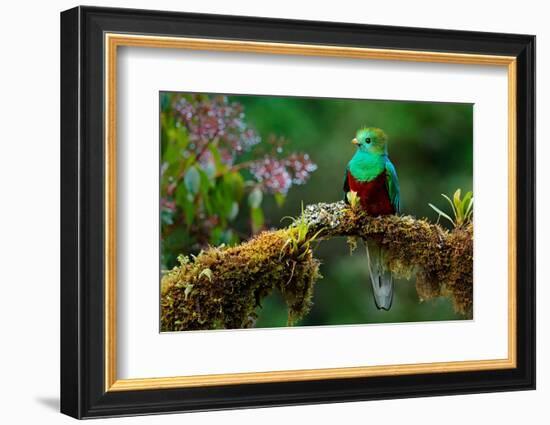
[284,153,318,185]
[250,157,293,194]
[172,94,317,195]
[161,92,320,268]
[174,95,260,166]
[250,153,317,194]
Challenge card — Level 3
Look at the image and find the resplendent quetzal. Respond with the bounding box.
[343,127,400,310]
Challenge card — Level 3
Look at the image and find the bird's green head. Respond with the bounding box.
[351,127,388,155]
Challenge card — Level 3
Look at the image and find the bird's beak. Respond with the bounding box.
[351,138,359,145]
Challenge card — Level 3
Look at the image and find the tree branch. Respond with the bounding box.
[161,201,473,331]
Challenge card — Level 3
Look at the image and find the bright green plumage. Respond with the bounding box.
[348,150,386,182]
[385,160,400,213]
[343,127,400,310]
[346,127,400,212]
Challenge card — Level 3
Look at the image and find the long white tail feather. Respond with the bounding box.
[365,239,394,311]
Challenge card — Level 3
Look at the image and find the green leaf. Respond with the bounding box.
[250,207,264,234]
[162,128,188,166]
[160,209,174,226]
[453,188,462,210]
[461,191,473,214]
[211,185,232,219]
[274,192,286,208]
[197,168,214,212]
[203,161,217,179]
[202,193,214,216]
[223,172,245,201]
[210,227,223,245]
[465,197,474,220]
[226,201,239,221]
[208,145,228,174]
[441,194,458,220]
[184,166,201,195]
[197,167,212,192]
[248,187,263,209]
[182,201,195,227]
[429,203,455,226]
[175,185,195,227]
[174,184,189,208]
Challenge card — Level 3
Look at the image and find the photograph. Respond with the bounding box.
[159,92,474,332]
[57,4,535,419]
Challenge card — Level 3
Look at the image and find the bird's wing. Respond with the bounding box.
[385,159,400,213]
[343,166,350,203]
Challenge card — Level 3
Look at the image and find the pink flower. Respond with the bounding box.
[161,198,176,212]
[174,95,260,159]
[172,94,317,195]
[250,153,316,194]
[284,153,318,184]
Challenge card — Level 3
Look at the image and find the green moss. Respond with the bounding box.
[302,202,473,316]
[161,229,321,331]
[161,201,473,331]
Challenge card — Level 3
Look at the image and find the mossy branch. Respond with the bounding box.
[161,201,473,331]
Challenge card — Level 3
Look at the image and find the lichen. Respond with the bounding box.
[161,201,473,331]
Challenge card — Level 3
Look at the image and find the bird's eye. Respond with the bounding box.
[365,138,371,144]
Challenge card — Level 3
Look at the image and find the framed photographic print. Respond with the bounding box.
[60,6,535,419]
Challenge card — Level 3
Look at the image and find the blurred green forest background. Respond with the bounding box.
[160,92,473,328]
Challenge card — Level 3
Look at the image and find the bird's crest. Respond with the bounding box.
[356,127,387,142]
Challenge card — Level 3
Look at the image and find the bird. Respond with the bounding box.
[343,127,400,311]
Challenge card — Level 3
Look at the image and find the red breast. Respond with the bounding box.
[348,172,395,216]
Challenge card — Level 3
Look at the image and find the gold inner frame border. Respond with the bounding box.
[104,33,517,392]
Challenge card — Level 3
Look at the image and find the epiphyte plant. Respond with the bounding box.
[429,188,473,228]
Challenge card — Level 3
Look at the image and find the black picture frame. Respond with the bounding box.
[61,5,535,419]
